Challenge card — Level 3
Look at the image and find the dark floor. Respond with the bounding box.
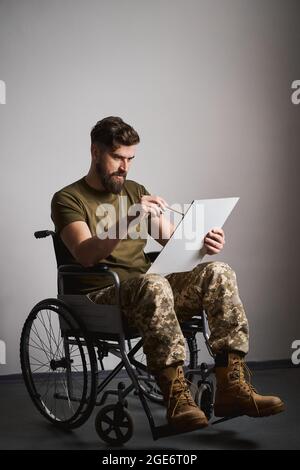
[0,368,299,450]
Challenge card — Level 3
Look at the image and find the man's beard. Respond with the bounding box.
[95,161,127,194]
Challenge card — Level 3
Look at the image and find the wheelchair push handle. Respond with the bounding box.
[34,230,55,239]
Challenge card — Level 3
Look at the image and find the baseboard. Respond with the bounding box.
[247,359,299,370]
[0,359,298,384]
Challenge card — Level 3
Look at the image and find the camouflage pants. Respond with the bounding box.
[87,261,249,371]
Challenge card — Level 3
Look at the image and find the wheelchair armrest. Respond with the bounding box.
[58,263,109,273]
[58,264,121,304]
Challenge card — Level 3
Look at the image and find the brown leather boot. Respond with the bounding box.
[214,352,285,418]
[155,365,208,432]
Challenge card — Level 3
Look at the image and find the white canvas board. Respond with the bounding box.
[147,197,239,275]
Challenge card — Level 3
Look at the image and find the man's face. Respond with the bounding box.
[94,144,136,194]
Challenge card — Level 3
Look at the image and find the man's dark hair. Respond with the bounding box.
[91,116,140,151]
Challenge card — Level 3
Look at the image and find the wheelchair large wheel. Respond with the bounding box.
[20,298,98,429]
[184,334,199,383]
[195,380,214,420]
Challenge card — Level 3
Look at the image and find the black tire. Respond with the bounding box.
[195,381,214,420]
[137,375,163,404]
[95,404,133,445]
[20,298,98,429]
[184,334,199,383]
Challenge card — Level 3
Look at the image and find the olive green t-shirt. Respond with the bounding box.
[51,177,152,293]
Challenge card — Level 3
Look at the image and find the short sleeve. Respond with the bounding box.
[138,184,151,198]
[51,191,86,234]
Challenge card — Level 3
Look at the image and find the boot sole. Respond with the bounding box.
[214,401,285,418]
[169,416,209,433]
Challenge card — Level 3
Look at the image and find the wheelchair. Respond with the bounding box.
[20,230,216,445]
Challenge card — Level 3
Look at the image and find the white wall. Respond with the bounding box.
[0,0,299,374]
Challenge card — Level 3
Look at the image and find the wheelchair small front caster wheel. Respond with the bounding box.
[195,382,214,420]
[95,404,133,446]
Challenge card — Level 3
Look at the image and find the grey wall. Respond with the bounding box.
[0,0,299,374]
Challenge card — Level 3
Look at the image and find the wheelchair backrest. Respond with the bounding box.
[35,230,84,294]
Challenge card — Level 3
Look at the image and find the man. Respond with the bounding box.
[51,116,284,433]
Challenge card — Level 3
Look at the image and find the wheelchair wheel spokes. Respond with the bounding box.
[20,300,97,429]
[95,404,133,445]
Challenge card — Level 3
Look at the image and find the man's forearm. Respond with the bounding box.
[155,215,176,247]
[75,214,138,267]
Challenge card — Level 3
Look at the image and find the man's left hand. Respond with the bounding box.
[204,227,225,255]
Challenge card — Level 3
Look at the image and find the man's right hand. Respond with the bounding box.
[137,195,168,219]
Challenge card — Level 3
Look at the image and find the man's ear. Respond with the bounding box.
[91,143,99,162]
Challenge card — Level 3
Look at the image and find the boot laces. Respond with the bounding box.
[231,357,260,413]
[231,357,258,394]
[169,371,197,417]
